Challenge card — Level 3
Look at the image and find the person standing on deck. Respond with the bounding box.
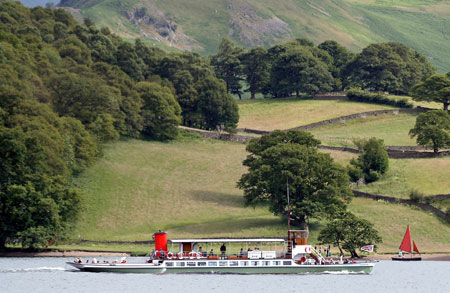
[220,243,226,259]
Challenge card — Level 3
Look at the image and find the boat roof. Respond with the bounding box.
[170,238,285,243]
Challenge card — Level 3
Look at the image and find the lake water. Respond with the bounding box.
[1,257,449,293]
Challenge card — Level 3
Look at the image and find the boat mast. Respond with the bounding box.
[287,178,291,232]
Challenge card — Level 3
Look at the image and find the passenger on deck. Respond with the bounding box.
[160,248,165,259]
[220,243,226,258]
[209,249,214,256]
[398,250,403,257]
[199,247,206,257]
[240,248,244,257]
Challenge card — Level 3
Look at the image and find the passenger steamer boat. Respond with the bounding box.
[67,230,375,274]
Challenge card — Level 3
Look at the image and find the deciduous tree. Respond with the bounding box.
[238,131,352,229]
[318,212,382,258]
[409,110,450,153]
[411,73,450,111]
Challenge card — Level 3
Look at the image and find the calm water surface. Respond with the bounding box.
[1,257,449,293]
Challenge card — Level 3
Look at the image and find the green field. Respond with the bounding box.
[72,133,284,241]
[350,197,450,252]
[356,157,450,198]
[237,98,394,131]
[71,134,450,252]
[310,113,418,147]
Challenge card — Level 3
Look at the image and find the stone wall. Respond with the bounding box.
[290,108,422,131]
[181,126,450,158]
[180,126,254,144]
[352,190,450,222]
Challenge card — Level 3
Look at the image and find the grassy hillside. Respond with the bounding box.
[71,133,450,252]
[60,0,450,71]
[237,98,394,131]
[310,113,418,147]
[356,157,450,198]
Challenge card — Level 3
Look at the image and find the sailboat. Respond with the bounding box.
[392,225,422,261]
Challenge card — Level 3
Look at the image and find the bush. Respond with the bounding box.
[409,189,424,203]
[347,88,413,108]
[348,137,389,183]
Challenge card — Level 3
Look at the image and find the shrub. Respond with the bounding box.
[346,88,413,108]
[348,137,389,183]
[409,189,424,203]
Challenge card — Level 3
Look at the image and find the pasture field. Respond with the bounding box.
[71,135,450,252]
[237,98,394,131]
[72,133,283,241]
[349,197,450,253]
[356,157,450,198]
[310,113,418,147]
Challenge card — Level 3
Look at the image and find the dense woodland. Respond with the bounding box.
[0,1,238,248]
[0,1,447,249]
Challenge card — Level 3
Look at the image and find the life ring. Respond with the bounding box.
[177,252,184,259]
[301,256,307,263]
[167,252,174,259]
[189,251,195,259]
[196,252,201,259]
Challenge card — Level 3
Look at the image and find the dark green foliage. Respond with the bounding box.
[1,1,231,248]
[136,81,181,140]
[409,110,450,153]
[344,42,434,94]
[240,47,269,99]
[318,212,382,258]
[156,52,239,130]
[268,41,334,97]
[210,39,244,99]
[238,131,352,228]
[411,73,450,111]
[318,40,355,90]
[348,138,389,183]
[347,88,413,108]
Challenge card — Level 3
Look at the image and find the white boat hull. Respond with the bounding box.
[67,261,374,274]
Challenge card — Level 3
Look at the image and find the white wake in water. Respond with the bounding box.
[2,266,67,273]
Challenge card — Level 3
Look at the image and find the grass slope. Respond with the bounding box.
[73,134,284,241]
[356,157,450,198]
[72,134,450,252]
[65,0,450,71]
[310,113,418,147]
[237,98,394,131]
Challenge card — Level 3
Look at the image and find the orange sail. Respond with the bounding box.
[413,241,420,254]
[399,225,412,253]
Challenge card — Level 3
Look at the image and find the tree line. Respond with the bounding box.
[211,38,436,99]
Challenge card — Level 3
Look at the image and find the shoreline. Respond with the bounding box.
[1,250,449,261]
[362,253,450,261]
[0,250,130,257]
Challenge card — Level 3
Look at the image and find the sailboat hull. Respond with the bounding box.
[391,257,422,261]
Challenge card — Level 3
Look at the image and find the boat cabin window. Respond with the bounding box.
[240,261,249,266]
[198,262,207,267]
[176,262,185,267]
[262,261,270,266]
[219,261,227,267]
[230,261,238,266]
[187,262,196,267]
[165,262,174,267]
[273,261,281,266]
[208,262,217,267]
[251,261,259,266]
[283,261,292,266]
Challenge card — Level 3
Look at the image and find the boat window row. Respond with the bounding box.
[165,260,292,267]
